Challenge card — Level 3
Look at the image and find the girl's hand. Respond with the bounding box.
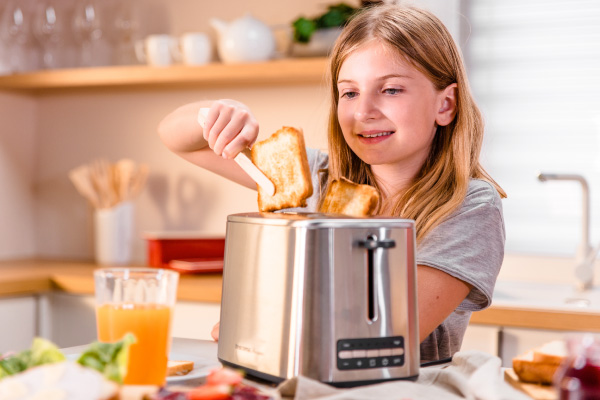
[211,321,220,342]
[202,100,259,159]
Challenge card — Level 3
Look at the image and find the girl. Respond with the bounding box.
[158,4,506,362]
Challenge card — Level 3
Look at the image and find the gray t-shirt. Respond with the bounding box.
[293,148,506,362]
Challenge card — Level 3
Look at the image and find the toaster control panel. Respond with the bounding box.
[336,336,405,370]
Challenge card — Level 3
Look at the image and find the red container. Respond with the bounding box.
[144,232,225,274]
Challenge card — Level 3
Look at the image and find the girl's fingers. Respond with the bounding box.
[222,123,258,159]
[203,102,258,157]
[212,111,249,156]
[204,106,234,150]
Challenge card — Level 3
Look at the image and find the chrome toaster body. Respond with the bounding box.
[217,212,419,387]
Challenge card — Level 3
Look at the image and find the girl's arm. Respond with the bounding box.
[157,99,259,190]
[416,265,471,342]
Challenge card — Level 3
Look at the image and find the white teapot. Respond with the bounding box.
[210,14,275,63]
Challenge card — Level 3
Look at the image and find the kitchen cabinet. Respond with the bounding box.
[0,296,37,353]
[0,58,329,93]
[461,324,500,356]
[37,292,98,348]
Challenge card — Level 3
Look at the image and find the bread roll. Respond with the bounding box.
[251,126,313,212]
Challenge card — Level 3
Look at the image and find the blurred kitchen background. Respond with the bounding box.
[0,0,598,267]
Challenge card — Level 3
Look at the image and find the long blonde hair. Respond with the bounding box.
[326,4,506,242]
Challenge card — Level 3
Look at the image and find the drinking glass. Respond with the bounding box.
[32,0,71,69]
[1,0,40,72]
[94,268,179,385]
[108,0,140,65]
[72,0,110,67]
[555,334,600,399]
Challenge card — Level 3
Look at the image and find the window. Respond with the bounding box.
[463,0,600,256]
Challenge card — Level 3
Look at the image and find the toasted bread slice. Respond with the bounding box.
[512,351,559,385]
[251,126,313,212]
[319,177,379,217]
[167,360,194,376]
[512,340,567,385]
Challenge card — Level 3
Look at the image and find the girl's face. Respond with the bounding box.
[337,40,454,177]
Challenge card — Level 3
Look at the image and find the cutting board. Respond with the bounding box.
[505,369,557,400]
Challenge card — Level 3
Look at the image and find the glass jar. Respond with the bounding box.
[555,334,600,399]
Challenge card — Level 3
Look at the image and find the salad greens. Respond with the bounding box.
[0,334,135,384]
[77,333,135,383]
[292,3,358,43]
[0,338,65,379]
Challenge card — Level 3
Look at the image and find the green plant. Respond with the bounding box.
[292,3,358,43]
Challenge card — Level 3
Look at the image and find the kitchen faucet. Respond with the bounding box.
[537,172,596,290]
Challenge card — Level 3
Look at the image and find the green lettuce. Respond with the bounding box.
[77,333,136,384]
[0,334,135,384]
[0,337,65,379]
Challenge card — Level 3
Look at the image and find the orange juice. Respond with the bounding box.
[96,303,172,385]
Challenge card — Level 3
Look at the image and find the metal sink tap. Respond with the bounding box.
[538,172,595,290]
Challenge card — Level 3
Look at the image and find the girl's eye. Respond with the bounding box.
[340,91,358,99]
[384,88,402,95]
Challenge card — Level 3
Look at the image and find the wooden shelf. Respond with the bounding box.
[0,57,329,93]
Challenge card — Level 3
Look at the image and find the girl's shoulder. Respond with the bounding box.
[463,179,503,209]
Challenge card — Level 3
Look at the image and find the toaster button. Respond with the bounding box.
[392,356,404,366]
[355,359,367,368]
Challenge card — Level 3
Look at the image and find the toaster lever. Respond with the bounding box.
[357,238,396,250]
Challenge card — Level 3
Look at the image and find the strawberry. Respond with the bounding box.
[205,368,244,386]
[186,384,232,400]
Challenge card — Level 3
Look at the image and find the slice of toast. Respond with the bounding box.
[251,126,313,212]
[512,351,559,385]
[512,340,567,385]
[167,360,194,376]
[319,177,379,217]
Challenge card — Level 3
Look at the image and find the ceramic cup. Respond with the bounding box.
[179,32,212,65]
[94,201,134,265]
[135,34,178,67]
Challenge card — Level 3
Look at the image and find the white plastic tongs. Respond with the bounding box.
[197,107,275,196]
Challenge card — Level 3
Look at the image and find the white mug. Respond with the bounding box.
[179,33,212,65]
[135,34,178,67]
[94,201,134,265]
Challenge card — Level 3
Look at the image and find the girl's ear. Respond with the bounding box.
[435,83,458,127]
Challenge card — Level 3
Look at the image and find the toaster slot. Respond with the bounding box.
[367,246,375,321]
[357,235,396,322]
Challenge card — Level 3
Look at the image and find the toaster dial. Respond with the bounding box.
[336,337,405,370]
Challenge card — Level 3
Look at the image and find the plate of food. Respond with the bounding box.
[65,352,221,383]
[166,353,221,383]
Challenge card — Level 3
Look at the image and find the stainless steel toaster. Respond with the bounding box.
[217,212,419,387]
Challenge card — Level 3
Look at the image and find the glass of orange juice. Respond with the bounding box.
[94,267,179,385]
